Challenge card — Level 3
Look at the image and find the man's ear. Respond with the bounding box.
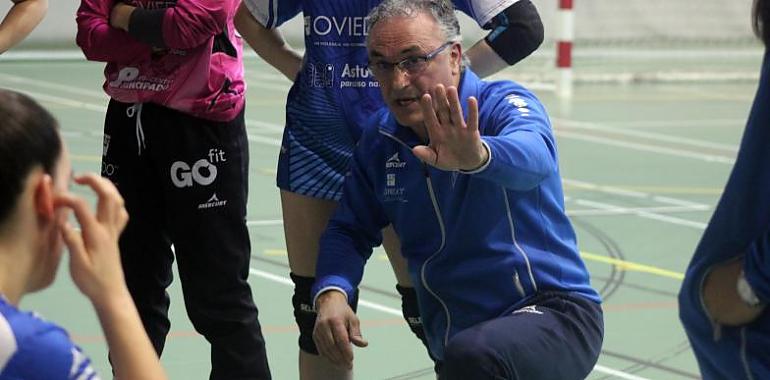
[451,44,463,75]
[33,173,55,221]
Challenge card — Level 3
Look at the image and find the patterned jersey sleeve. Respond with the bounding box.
[241,0,302,29]
[454,0,521,28]
[2,326,99,380]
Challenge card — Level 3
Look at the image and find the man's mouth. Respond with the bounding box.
[395,97,419,107]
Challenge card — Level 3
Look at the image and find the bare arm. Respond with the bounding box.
[57,174,167,380]
[234,2,301,81]
[0,0,47,53]
[465,39,509,79]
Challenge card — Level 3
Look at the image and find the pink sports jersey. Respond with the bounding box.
[76,0,245,122]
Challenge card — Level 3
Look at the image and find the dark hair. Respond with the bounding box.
[0,89,61,226]
[754,0,770,45]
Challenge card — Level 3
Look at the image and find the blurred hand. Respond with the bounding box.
[313,290,368,369]
[703,259,765,326]
[109,2,134,32]
[55,174,130,307]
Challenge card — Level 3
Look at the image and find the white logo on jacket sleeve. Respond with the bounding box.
[170,149,226,188]
[505,94,530,115]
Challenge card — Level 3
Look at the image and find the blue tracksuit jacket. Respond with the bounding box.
[313,69,601,360]
[679,50,770,379]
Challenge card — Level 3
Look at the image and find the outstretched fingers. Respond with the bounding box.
[467,96,479,132]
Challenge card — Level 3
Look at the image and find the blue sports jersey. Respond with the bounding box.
[0,298,99,380]
[243,0,519,200]
[245,0,518,136]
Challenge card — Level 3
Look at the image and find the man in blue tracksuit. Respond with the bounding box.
[310,1,603,378]
[678,1,770,378]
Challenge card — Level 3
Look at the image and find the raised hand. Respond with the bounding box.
[412,84,488,172]
[703,259,766,326]
[55,173,129,307]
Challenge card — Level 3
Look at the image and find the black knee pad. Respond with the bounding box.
[484,0,544,65]
[291,273,359,355]
[397,284,438,365]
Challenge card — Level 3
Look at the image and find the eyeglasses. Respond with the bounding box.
[368,42,454,77]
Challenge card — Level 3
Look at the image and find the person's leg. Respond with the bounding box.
[384,227,440,371]
[281,190,354,380]
[157,107,270,379]
[102,100,174,357]
[440,292,603,380]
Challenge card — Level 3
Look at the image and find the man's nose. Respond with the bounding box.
[390,67,411,89]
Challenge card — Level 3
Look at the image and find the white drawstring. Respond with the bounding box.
[127,103,146,155]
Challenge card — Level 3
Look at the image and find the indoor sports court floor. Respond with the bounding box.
[0,55,758,379]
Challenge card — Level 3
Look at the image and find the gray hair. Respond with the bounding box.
[367,0,460,43]
[366,0,468,67]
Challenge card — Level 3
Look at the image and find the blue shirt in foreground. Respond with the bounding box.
[0,297,98,380]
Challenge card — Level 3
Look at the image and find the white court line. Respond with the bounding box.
[0,72,107,99]
[247,267,646,378]
[553,117,738,152]
[576,199,707,230]
[0,85,284,147]
[247,134,281,147]
[652,195,707,208]
[1,76,715,232]
[246,120,285,133]
[592,364,651,380]
[556,130,736,165]
[563,179,709,209]
[0,71,739,165]
[246,219,283,227]
[587,118,745,129]
[568,204,709,217]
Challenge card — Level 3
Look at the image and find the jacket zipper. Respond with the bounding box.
[379,130,453,350]
[422,164,453,350]
[502,189,538,293]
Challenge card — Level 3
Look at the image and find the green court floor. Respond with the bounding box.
[1,55,759,379]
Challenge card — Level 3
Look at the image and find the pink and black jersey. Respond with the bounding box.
[76,0,245,122]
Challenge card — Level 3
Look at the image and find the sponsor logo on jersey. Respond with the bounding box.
[109,67,171,92]
[305,16,370,37]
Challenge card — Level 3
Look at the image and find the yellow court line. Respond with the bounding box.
[580,251,685,281]
[271,250,686,280]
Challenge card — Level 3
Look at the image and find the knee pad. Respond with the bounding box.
[484,0,544,65]
[291,273,319,354]
[291,273,359,355]
[397,285,437,363]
